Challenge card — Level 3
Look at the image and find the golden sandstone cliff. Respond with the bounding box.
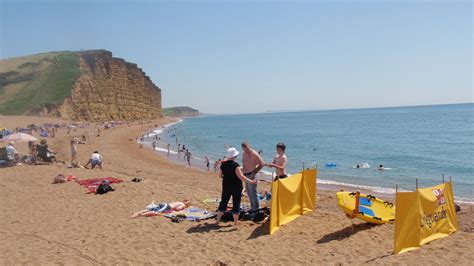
[0,49,161,121]
[60,50,161,121]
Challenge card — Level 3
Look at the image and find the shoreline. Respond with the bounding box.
[139,119,473,204]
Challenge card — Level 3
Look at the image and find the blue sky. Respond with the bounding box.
[0,0,472,113]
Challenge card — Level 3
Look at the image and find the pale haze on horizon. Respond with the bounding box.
[0,0,472,114]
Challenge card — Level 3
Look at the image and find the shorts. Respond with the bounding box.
[148,203,170,213]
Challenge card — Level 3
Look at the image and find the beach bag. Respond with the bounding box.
[251,207,270,222]
[221,211,237,222]
[96,181,114,194]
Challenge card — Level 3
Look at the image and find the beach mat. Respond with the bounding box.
[76,177,124,193]
[164,207,216,221]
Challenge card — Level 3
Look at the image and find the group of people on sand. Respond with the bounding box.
[2,139,57,166]
[70,138,104,170]
[3,137,104,170]
[215,141,287,225]
[1,120,117,168]
[131,139,288,226]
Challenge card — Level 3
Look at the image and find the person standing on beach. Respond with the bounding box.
[184,149,192,166]
[241,141,265,212]
[152,141,156,150]
[177,144,181,158]
[216,148,258,225]
[266,142,288,180]
[70,139,78,166]
[182,145,187,161]
[167,143,171,158]
[205,156,210,171]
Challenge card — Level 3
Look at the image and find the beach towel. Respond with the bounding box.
[164,207,216,221]
[76,177,124,193]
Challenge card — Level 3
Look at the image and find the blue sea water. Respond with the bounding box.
[156,103,473,203]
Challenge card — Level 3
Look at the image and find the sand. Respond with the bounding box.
[0,115,473,265]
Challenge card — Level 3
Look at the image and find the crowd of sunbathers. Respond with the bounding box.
[0,121,118,169]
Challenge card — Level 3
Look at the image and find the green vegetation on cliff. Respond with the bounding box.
[162,106,199,117]
[0,51,80,114]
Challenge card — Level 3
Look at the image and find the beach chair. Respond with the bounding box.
[36,144,51,162]
[0,147,13,168]
[0,147,8,161]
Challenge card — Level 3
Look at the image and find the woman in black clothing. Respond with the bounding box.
[216,147,257,225]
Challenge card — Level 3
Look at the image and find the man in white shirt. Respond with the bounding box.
[6,142,19,162]
[85,151,103,170]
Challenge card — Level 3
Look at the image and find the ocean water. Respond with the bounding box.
[153,103,473,203]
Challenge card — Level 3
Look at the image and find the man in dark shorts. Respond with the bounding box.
[266,143,288,180]
[241,141,265,211]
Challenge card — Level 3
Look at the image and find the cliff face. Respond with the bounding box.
[162,106,199,117]
[0,49,162,121]
[60,50,161,121]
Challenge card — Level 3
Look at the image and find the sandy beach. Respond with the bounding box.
[0,115,473,265]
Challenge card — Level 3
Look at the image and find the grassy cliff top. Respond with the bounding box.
[162,106,199,117]
[0,51,81,115]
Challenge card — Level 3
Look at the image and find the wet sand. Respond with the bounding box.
[0,115,473,265]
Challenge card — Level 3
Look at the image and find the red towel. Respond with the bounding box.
[76,177,124,193]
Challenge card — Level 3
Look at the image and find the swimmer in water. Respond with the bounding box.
[378,164,384,170]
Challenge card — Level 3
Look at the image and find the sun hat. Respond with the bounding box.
[226,147,239,158]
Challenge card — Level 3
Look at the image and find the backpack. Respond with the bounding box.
[96,181,114,194]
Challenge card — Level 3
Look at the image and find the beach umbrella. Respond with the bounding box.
[0,132,37,142]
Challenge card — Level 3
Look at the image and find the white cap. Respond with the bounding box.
[226,147,239,158]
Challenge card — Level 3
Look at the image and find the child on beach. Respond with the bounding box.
[70,139,78,166]
[266,142,288,180]
[131,200,191,218]
[167,143,171,158]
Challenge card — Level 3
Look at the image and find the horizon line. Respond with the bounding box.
[198,101,473,117]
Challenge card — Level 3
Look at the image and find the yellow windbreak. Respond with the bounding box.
[269,169,317,235]
[394,182,458,254]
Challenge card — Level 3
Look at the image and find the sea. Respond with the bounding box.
[144,103,473,203]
